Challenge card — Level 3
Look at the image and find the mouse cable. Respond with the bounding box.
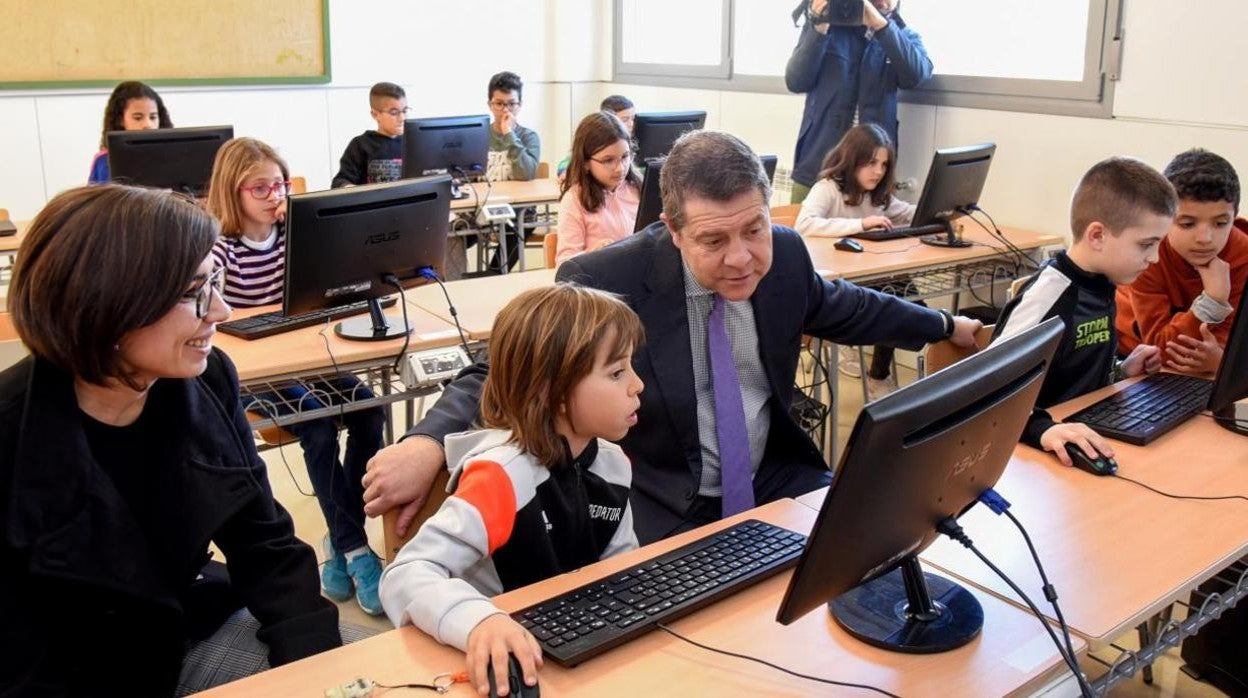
[655,623,902,698]
[417,267,474,359]
[1111,473,1248,503]
[937,518,1094,698]
[975,490,1080,674]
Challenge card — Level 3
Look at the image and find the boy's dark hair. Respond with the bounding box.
[1164,148,1240,213]
[10,185,218,389]
[369,81,406,109]
[661,130,771,230]
[600,94,634,113]
[100,81,173,148]
[488,71,524,101]
[818,123,897,208]
[1070,157,1177,241]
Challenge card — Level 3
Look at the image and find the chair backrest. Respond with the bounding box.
[0,312,29,372]
[383,468,452,564]
[290,176,308,195]
[0,208,9,220]
[536,162,551,180]
[770,203,801,229]
[544,232,558,268]
[923,324,995,376]
[1007,274,1032,301]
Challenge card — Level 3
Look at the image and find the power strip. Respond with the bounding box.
[400,345,472,389]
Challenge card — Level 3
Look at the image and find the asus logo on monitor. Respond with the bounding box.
[364,231,400,245]
[442,139,464,150]
[948,443,991,479]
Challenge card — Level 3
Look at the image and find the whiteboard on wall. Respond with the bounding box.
[0,0,329,88]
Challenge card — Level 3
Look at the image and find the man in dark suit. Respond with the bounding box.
[363,130,982,543]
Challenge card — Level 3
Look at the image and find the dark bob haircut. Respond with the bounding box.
[9,184,219,388]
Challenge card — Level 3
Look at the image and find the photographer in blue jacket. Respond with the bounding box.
[785,0,933,204]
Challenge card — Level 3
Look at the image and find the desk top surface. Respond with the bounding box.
[800,380,1248,649]
[200,498,1078,697]
[215,302,460,382]
[405,269,557,340]
[451,178,561,211]
[804,226,1063,281]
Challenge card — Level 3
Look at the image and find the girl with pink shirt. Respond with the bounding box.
[555,111,641,265]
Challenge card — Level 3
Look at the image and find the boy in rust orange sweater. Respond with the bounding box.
[1117,148,1248,374]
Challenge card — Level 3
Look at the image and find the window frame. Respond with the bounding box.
[611,0,1124,119]
[613,0,733,80]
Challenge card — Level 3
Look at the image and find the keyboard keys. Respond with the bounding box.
[510,520,807,667]
[1069,373,1212,445]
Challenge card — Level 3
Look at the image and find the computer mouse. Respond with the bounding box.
[487,653,540,698]
[834,238,864,253]
[1064,443,1118,476]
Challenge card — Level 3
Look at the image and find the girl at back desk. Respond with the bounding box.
[206,137,389,616]
[555,111,642,266]
[89,81,173,184]
[796,123,919,399]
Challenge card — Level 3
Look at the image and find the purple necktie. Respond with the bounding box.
[708,294,755,517]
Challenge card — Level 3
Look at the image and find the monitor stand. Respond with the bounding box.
[1213,401,1248,436]
[450,179,470,200]
[828,556,983,653]
[920,218,972,249]
[335,298,412,341]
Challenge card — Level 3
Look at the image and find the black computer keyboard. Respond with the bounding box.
[511,519,807,667]
[852,223,946,241]
[1067,372,1213,445]
[218,296,398,340]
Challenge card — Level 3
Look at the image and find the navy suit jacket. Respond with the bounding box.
[410,222,947,541]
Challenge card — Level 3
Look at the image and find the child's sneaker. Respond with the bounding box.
[838,346,862,378]
[320,536,354,602]
[346,550,384,616]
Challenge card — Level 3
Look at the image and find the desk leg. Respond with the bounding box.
[496,222,510,274]
[380,367,395,445]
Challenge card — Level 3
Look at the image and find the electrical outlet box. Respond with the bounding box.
[401,345,472,389]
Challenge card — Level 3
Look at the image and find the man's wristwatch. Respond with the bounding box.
[939,309,955,339]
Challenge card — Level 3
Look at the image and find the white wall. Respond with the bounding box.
[6,0,1246,235]
[590,0,1248,240]
[0,0,605,220]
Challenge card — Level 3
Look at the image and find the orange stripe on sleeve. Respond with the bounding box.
[453,460,517,554]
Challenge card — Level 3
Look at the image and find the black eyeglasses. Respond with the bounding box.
[186,267,226,318]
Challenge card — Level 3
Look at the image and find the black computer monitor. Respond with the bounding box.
[1207,279,1248,435]
[776,317,1064,653]
[107,125,234,196]
[634,157,666,233]
[401,115,490,199]
[283,175,453,340]
[632,111,707,161]
[896,142,997,249]
[633,153,777,233]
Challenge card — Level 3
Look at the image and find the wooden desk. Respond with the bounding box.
[804,226,1063,283]
[405,269,557,340]
[200,499,1079,697]
[450,178,561,211]
[216,303,461,383]
[878,381,1248,650]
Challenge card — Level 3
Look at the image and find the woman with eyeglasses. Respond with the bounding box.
[554,110,643,266]
[0,185,343,695]
[206,137,389,618]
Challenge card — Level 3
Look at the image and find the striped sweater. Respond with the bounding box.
[379,428,637,650]
[212,225,285,307]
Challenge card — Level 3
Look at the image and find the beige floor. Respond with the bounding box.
[262,340,1227,696]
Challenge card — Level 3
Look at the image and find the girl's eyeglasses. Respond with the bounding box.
[239,181,292,200]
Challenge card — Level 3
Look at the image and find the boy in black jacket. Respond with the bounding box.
[332,82,406,187]
[992,157,1176,466]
